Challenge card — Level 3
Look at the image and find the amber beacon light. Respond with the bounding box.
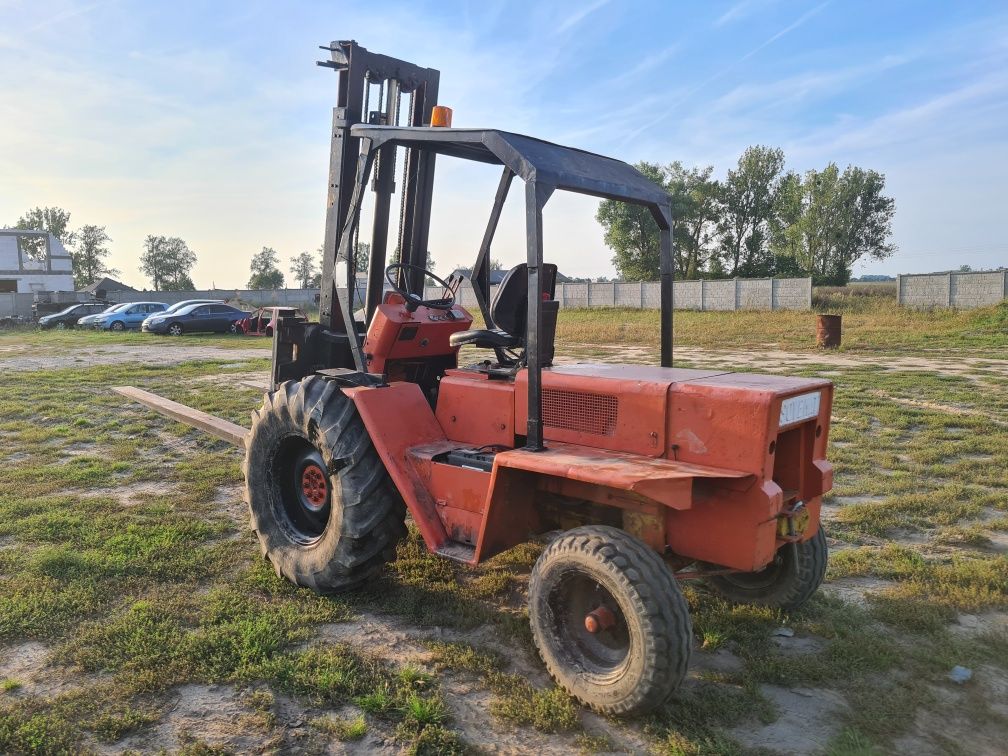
[430,105,453,127]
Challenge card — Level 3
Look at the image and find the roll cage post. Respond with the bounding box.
[520,184,674,451]
[470,167,515,328]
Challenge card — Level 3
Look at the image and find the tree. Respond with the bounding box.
[72,225,119,289]
[596,161,665,281]
[15,206,76,261]
[289,251,318,289]
[716,146,787,277]
[353,242,371,273]
[666,162,720,279]
[248,246,285,289]
[771,164,895,285]
[140,235,197,290]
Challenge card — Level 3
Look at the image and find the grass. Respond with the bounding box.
[0,323,1005,752]
[311,713,367,740]
[552,299,1008,355]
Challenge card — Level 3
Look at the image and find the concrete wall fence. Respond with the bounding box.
[1,276,814,320]
[433,277,812,312]
[898,270,1008,309]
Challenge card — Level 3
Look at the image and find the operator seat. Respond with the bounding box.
[449,262,558,361]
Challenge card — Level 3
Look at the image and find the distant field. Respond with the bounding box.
[556,300,1007,355]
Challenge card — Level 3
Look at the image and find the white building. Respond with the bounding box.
[0,229,75,293]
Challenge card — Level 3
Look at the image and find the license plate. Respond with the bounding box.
[779,391,821,426]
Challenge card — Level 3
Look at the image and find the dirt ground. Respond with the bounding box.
[0,332,1005,755]
[0,343,270,372]
[567,343,1008,379]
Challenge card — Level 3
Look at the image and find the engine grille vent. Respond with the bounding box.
[542,389,618,436]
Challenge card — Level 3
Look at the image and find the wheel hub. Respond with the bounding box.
[300,463,328,510]
[584,605,616,634]
[276,440,333,543]
[548,573,631,674]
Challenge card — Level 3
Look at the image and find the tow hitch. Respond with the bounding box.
[777,500,811,542]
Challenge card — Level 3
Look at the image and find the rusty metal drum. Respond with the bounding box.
[816,314,842,348]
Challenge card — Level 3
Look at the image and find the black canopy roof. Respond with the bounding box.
[350,125,670,209]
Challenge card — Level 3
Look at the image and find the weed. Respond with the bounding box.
[575,732,615,753]
[311,714,367,740]
[242,689,274,711]
[355,684,398,715]
[488,680,579,732]
[407,723,467,755]
[826,727,882,755]
[400,692,449,728]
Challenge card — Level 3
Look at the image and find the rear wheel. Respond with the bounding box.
[705,526,827,611]
[529,526,691,716]
[243,375,407,592]
[167,322,183,336]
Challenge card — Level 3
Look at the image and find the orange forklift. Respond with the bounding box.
[141,40,834,715]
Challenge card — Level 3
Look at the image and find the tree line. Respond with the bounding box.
[7,206,334,292]
[597,146,896,285]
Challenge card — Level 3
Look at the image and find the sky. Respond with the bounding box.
[1,0,1006,288]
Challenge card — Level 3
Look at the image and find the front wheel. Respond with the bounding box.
[529,526,692,716]
[167,323,183,336]
[229,321,242,334]
[243,376,407,592]
[110,321,125,332]
[705,526,828,611]
[55,321,66,330]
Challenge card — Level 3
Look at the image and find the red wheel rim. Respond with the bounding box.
[300,463,328,510]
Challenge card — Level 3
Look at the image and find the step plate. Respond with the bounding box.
[435,541,477,564]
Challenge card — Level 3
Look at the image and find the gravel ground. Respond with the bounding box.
[0,343,270,372]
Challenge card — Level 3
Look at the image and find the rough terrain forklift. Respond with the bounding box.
[129,40,834,715]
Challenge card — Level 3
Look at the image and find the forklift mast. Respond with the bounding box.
[316,40,440,333]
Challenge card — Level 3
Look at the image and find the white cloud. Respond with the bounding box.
[557,0,611,34]
[714,0,777,28]
[622,2,830,143]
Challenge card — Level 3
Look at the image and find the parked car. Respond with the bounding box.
[33,292,108,320]
[94,301,168,331]
[239,307,308,336]
[37,302,110,330]
[142,303,250,335]
[77,302,131,329]
[139,299,223,332]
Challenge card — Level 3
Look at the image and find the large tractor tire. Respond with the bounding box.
[705,526,828,611]
[243,375,406,592]
[529,525,692,716]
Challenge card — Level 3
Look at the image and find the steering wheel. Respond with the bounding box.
[385,263,456,312]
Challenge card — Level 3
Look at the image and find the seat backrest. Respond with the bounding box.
[489,262,558,337]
